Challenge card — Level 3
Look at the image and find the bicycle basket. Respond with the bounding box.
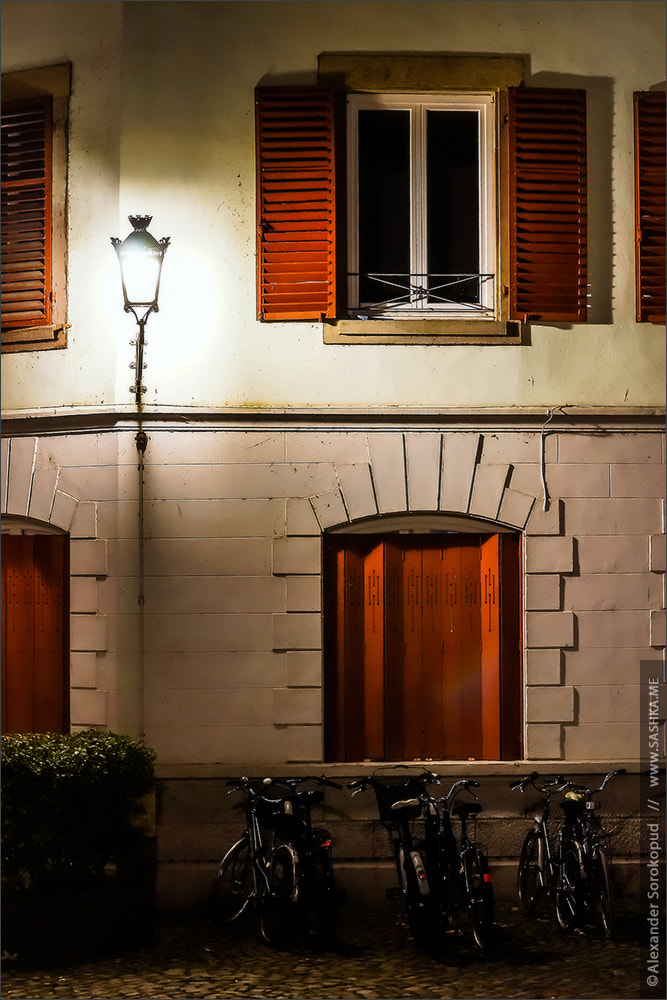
[371,776,426,824]
[256,793,302,834]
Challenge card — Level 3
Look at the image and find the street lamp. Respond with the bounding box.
[111,215,170,405]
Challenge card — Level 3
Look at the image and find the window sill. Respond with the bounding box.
[323,319,524,345]
[1,325,68,353]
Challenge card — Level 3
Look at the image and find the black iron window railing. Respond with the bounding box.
[351,272,495,316]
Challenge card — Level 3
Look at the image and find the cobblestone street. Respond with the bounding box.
[1,900,645,1000]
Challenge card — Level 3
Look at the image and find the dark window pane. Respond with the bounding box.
[358,110,410,306]
[427,110,479,304]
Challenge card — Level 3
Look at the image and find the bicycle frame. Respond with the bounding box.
[434,779,494,950]
[348,766,438,942]
[349,768,494,952]
[511,769,625,936]
[271,778,339,893]
[558,768,625,850]
[257,775,341,945]
[233,778,276,903]
[556,769,626,936]
[210,775,340,946]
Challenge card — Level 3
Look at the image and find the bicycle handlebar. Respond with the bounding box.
[269,775,343,792]
[442,778,480,804]
[560,768,626,798]
[347,772,482,812]
[347,766,441,793]
[509,772,567,796]
[226,774,343,797]
[509,768,626,798]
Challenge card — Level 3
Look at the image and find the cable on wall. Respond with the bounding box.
[540,408,555,511]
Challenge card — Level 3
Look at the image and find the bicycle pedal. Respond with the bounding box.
[385,887,403,901]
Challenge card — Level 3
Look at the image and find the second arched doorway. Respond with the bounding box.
[322,514,521,762]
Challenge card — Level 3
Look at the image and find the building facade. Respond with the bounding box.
[1,0,665,906]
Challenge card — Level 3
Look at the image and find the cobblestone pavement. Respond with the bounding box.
[1,900,645,1000]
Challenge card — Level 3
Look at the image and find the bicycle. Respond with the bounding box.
[510,768,625,938]
[348,766,494,954]
[209,775,341,947]
[436,776,495,952]
[556,769,626,939]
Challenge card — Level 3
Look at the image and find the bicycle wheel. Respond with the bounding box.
[463,849,494,952]
[554,840,583,933]
[517,828,544,915]
[593,845,616,939]
[259,843,297,946]
[209,837,253,924]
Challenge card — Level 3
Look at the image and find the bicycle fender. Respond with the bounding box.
[410,850,430,896]
[283,842,300,904]
[268,842,300,904]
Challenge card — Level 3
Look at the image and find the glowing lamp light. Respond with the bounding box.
[111,215,170,404]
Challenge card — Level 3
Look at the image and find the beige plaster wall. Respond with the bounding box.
[1,0,665,413]
[3,420,664,767]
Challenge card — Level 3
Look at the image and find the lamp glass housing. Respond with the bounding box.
[112,215,170,313]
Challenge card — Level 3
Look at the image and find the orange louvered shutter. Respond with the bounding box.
[1,97,53,329]
[509,87,587,323]
[256,86,336,321]
[634,91,666,324]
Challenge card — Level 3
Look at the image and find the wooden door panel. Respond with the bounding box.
[1,533,68,734]
[3,536,36,732]
[363,542,385,760]
[499,533,522,759]
[33,536,67,732]
[383,540,406,760]
[460,540,483,760]
[343,546,366,761]
[422,545,445,758]
[440,543,463,759]
[401,545,424,759]
[324,530,521,762]
[1,544,6,731]
[480,534,501,759]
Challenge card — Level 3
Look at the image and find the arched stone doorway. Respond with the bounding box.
[322,514,521,762]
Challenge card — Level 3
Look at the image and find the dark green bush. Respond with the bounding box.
[1,730,156,891]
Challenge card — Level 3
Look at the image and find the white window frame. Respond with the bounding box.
[347,92,497,320]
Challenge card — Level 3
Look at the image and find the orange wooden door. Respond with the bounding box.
[1,533,69,733]
[323,531,520,762]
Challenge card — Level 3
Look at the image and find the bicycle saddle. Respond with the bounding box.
[452,801,483,818]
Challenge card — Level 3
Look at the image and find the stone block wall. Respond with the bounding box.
[1,415,664,907]
[1,418,664,762]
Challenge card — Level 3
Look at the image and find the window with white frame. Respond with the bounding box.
[255,55,588,343]
[347,93,496,319]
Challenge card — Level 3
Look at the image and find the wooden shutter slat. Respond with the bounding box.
[1,97,52,329]
[256,86,336,321]
[509,87,587,322]
[634,91,666,323]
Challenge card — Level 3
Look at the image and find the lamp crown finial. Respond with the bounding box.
[129,214,152,230]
